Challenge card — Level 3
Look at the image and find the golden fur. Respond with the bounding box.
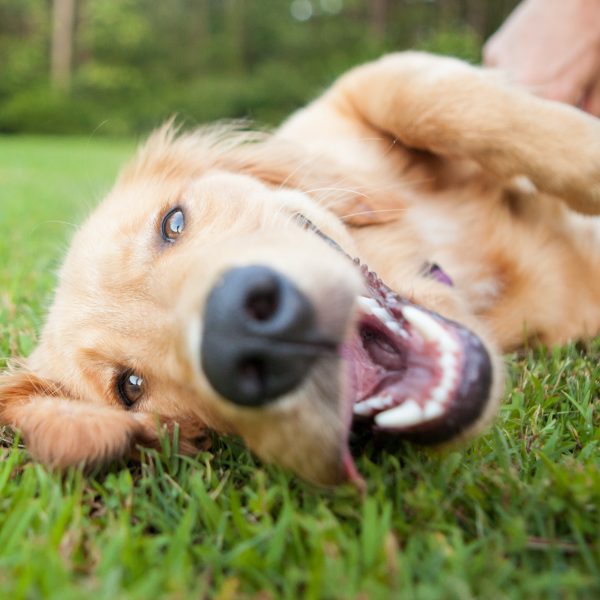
[2,52,600,484]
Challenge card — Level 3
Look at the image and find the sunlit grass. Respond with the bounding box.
[0,135,598,599]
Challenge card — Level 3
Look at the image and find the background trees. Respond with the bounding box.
[0,0,518,135]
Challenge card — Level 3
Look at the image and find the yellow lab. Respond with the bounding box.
[2,52,600,486]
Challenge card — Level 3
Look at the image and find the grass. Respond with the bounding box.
[0,135,599,600]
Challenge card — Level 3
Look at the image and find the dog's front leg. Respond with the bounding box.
[327,52,600,215]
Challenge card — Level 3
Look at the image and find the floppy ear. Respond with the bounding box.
[0,370,146,468]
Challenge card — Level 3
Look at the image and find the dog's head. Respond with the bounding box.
[0,126,503,486]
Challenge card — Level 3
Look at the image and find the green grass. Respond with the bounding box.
[0,136,599,600]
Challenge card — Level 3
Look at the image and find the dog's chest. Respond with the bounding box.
[404,195,505,314]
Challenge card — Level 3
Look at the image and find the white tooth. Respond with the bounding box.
[372,307,390,321]
[385,321,408,339]
[440,352,457,373]
[440,371,457,391]
[440,373,452,390]
[369,397,386,410]
[357,297,409,339]
[353,402,375,417]
[353,395,392,416]
[357,296,379,315]
[402,306,445,343]
[431,386,449,404]
[375,399,424,428]
[423,401,444,420]
[402,307,460,354]
[439,334,459,354]
[369,395,392,410]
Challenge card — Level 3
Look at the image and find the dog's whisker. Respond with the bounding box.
[339,207,408,221]
[274,147,334,192]
[29,220,79,234]
[303,186,371,200]
[315,176,437,211]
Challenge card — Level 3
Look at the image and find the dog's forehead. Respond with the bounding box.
[40,172,275,363]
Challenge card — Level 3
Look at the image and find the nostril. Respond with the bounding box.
[237,356,268,400]
[202,265,323,407]
[245,286,279,322]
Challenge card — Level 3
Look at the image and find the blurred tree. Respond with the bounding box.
[51,0,76,92]
[370,0,389,37]
[0,0,520,135]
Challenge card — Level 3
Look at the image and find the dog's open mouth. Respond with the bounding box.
[340,263,493,477]
[200,254,495,488]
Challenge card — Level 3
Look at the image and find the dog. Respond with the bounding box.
[1,52,600,486]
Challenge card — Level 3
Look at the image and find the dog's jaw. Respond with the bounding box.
[332,260,498,486]
[197,256,501,488]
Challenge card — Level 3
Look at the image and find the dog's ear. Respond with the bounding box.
[0,370,146,468]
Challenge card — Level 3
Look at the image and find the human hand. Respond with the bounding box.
[484,0,600,116]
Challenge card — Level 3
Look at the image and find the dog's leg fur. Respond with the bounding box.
[321,52,600,215]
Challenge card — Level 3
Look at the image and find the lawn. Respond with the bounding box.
[0,135,599,600]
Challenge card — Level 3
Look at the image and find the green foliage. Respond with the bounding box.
[0,87,100,134]
[0,135,599,598]
[415,26,483,63]
[0,0,50,97]
[0,0,519,135]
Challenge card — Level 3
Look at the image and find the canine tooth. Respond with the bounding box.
[357,296,380,315]
[375,399,424,428]
[402,306,445,343]
[423,401,444,420]
[403,306,460,354]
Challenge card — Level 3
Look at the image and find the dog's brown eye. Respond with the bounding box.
[117,371,144,407]
[161,208,185,242]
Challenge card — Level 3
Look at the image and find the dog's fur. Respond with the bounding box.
[2,52,600,485]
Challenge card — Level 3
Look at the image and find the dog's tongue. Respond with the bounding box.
[342,446,366,492]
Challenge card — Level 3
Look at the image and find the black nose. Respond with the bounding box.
[201,265,329,407]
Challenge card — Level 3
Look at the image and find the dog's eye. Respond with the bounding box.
[294,213,343,253]
[161,208,185,242]
[117,371,145,407]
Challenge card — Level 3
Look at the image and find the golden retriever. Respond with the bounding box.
[2,52,600,486]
